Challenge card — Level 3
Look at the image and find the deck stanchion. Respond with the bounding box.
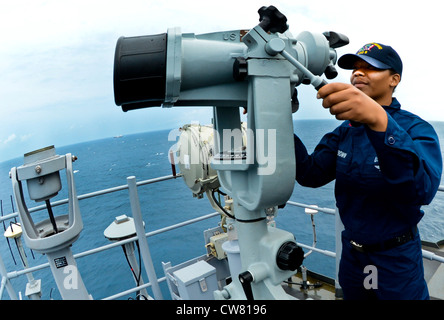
[127,176,163,300]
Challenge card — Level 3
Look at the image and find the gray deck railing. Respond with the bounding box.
[1,175,444,300]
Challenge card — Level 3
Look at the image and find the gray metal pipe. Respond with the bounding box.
[127,176,163,300]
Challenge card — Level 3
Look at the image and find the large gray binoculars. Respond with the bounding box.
[112,6,349,300]
[113,5,348,112]
[112,5,349,212]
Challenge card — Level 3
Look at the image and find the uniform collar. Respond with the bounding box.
[383,97,401,110]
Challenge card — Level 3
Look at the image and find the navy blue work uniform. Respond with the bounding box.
[294,98,442,299]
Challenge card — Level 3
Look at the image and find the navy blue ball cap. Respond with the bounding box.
[338,43,403,76]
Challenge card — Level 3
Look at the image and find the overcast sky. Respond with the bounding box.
[1,0,442,161]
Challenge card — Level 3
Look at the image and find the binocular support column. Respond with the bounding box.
[46,247,90,300]
[233,203,295,300]
[213,68,299,299]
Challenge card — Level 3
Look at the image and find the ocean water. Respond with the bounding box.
[1,119,444,300]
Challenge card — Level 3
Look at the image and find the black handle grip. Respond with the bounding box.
[258,6,288,33]
[314,79,328,91]
[239,271,254,300]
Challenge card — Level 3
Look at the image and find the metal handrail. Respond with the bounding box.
[0,173,220,300]
[0,174,181,223]
[1,179,444,300]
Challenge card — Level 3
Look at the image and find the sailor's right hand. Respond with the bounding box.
[317,83,388,132]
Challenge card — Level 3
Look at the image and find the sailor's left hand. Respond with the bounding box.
[317,83,388,132]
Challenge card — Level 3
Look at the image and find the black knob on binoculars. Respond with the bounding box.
[323,31,349,49]
[324,65,338,80]
[276,241,304,271]
[233,57,248,81]
[258,6,288,33]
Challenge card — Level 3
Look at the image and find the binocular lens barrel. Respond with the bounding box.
[113,33,167,111]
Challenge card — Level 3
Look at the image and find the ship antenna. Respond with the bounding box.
[10,195,17,223]
[9,195,35,260]
[10,221,27,266]
[1,199,17,265]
